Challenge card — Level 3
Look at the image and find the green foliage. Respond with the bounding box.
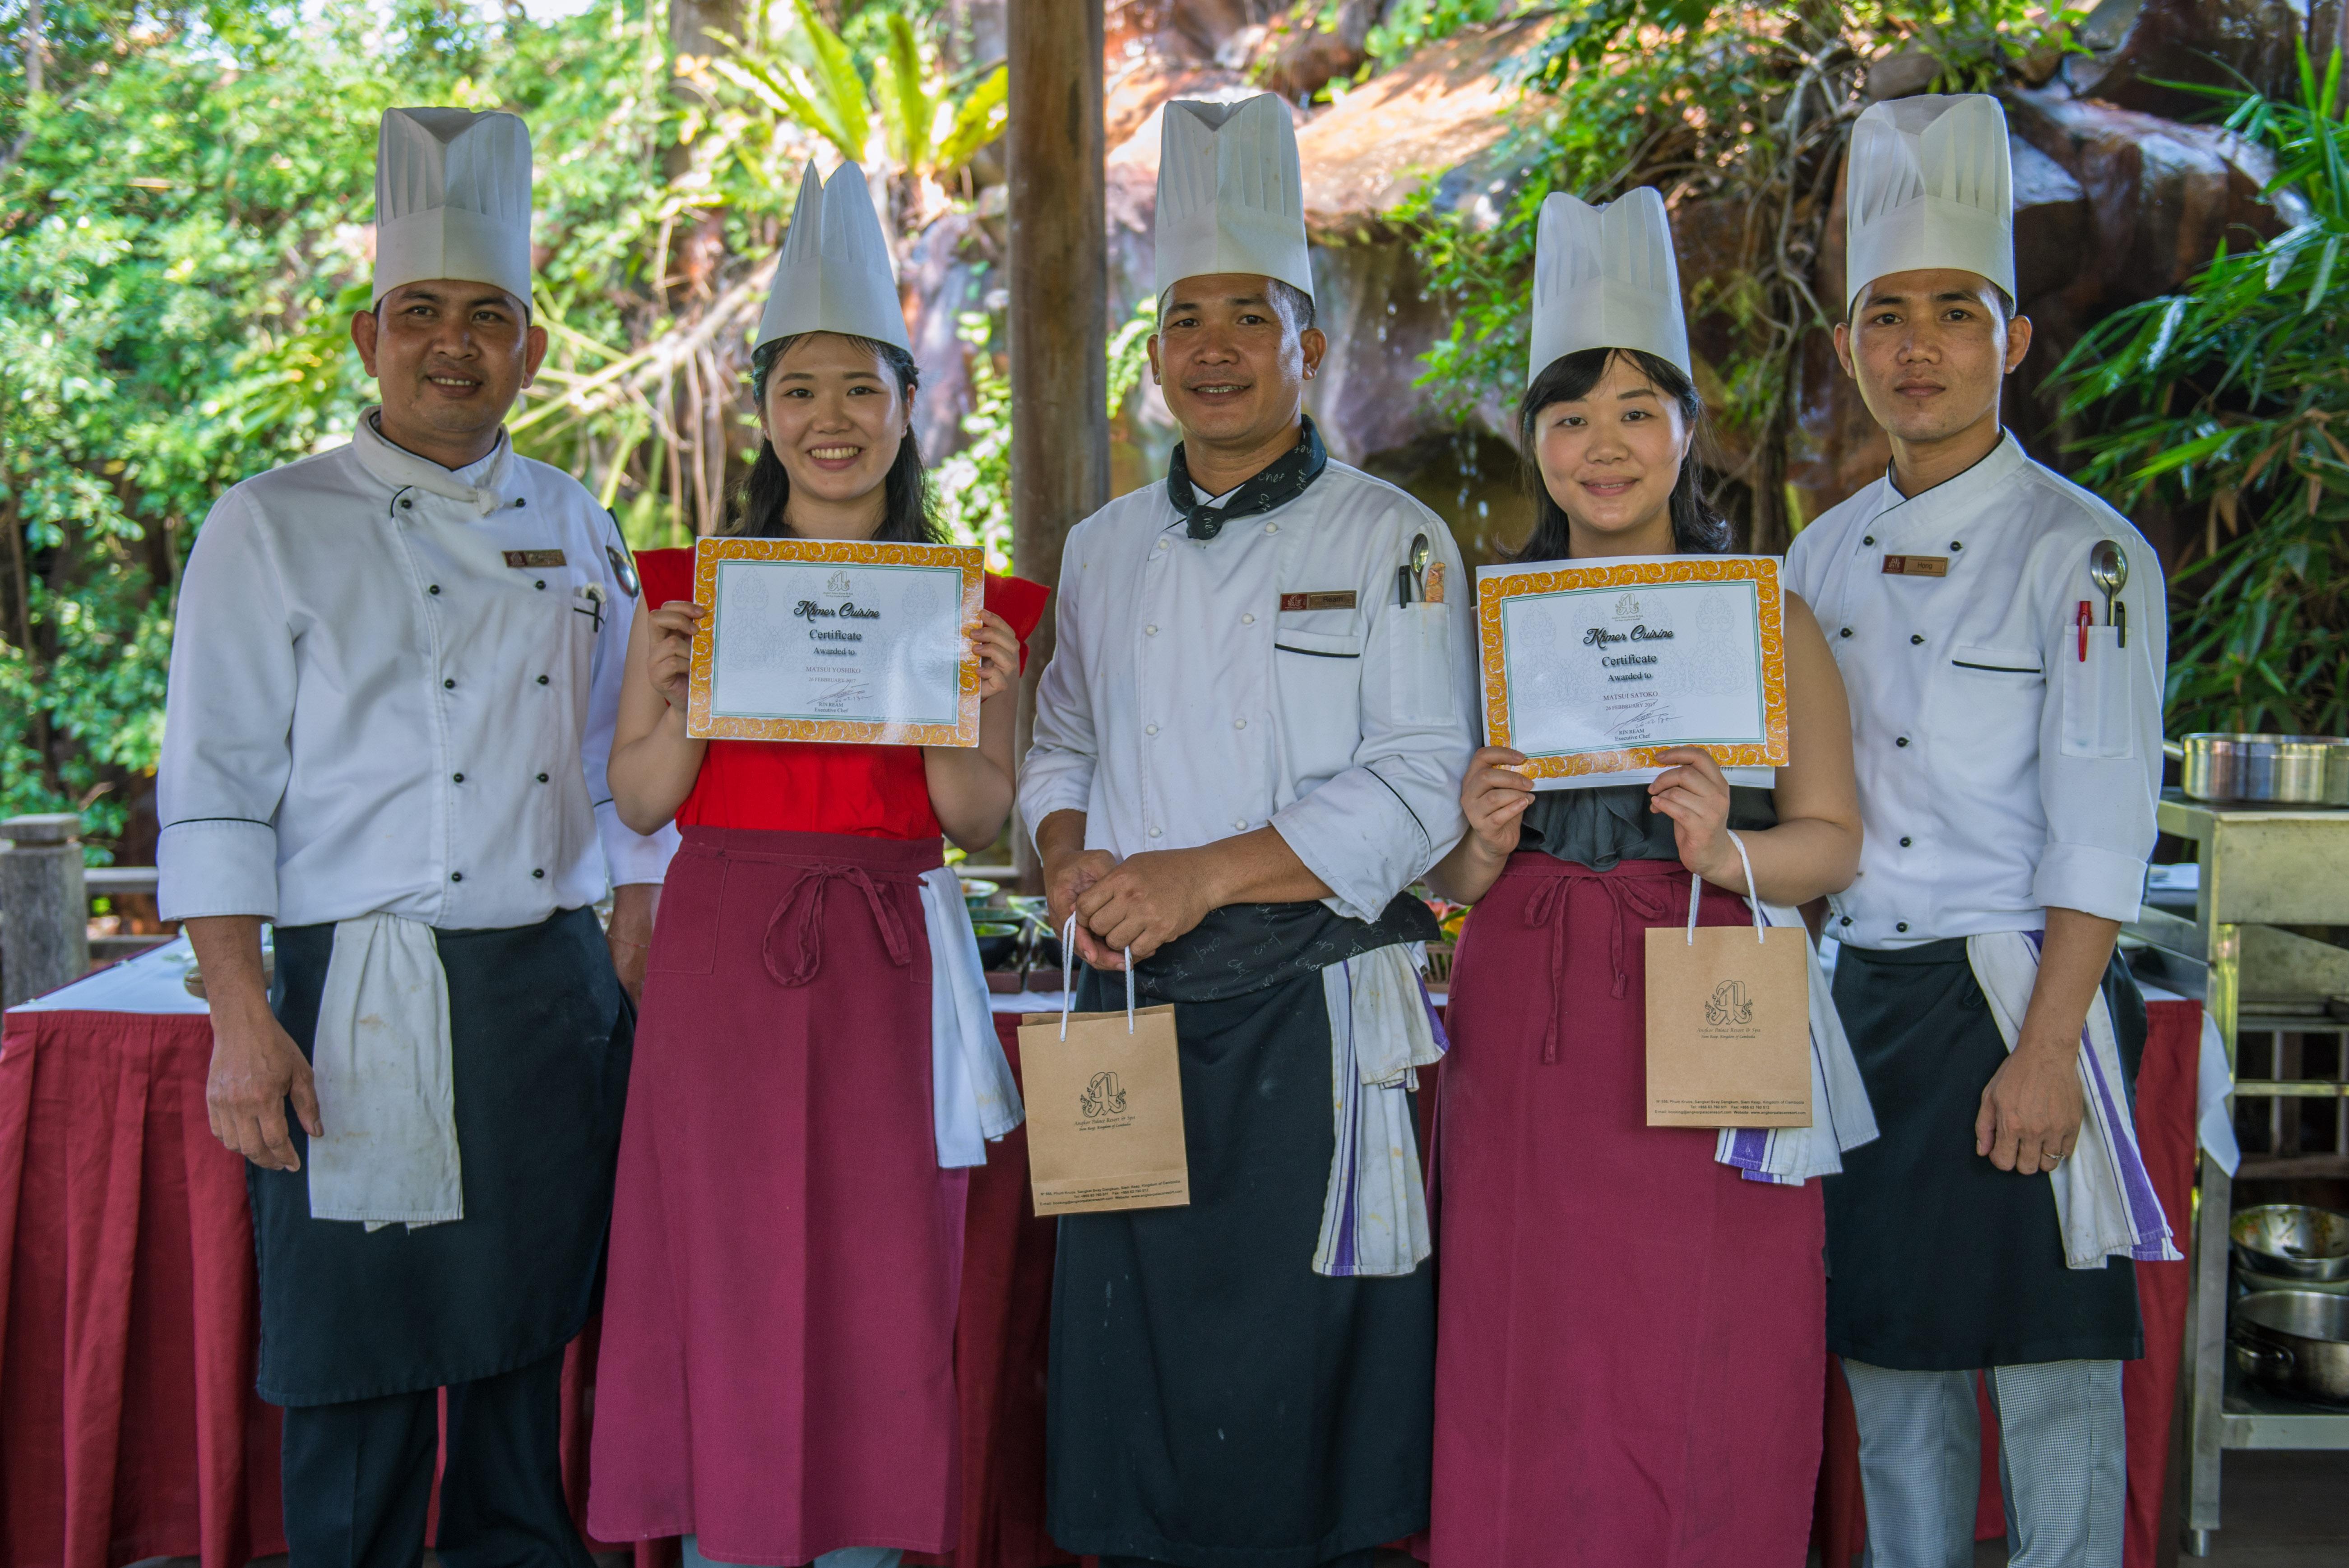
[931,307,1012,570]
[1401,0,2080,547]
[2054,46,2349,735]
[1364,0,1520,65]
[0,0,1012,861]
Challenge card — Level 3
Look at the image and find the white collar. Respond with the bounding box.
[352,409,515,517]
[1870,428,2027,534]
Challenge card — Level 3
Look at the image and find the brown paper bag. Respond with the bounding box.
[1018,956,1191,1215]
[1643,853,1811,1128]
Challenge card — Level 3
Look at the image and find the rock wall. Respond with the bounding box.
[909,1,2324,569]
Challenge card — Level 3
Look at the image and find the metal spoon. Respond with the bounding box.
[2089,540,2128,648]
[1409,532,1431,601]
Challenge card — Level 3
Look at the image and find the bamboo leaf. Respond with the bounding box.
[2305,233,2340,313]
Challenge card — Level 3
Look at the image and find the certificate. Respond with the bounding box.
[686,537,985,747]
[1475,555,1788,789]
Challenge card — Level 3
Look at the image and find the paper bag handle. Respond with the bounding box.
[1685,829,1765,947]
[1059,914,1136,1039]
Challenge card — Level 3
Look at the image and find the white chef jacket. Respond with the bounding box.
[157,412,676,928]
[1022,461,1479,924]
[1784,432,2165,949]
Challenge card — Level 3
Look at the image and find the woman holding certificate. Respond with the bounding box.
[586,164,1043,1568]
[1422,189,1865,1567]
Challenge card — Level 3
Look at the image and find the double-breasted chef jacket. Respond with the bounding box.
[156,411,676,1405]
[1785,430,2167,1372]
[1021,462,1479,921]
[1022,458,1479,1568]
[158,412,674,926]
[1786,431,2166,949]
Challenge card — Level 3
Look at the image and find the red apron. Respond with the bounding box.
[1429,856,1824,1568]
[589,828,967,1563]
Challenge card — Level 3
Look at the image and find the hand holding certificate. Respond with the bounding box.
[1475,555,1788,789]
[686,537,986,746]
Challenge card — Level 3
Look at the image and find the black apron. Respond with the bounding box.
[252,905,631,1406]
[1046,897,1438,1568]
[1822,938,2145,1370]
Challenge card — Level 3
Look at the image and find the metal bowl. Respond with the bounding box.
[2232,1204,2349,1284]
[2172,733,2349,805]
[2232,1290,2349,1405]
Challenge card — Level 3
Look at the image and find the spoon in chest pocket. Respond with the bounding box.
[1408,533,1431,602]
[2089,540,2128,648]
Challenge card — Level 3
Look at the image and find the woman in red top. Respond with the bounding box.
[587,173,1044,1568]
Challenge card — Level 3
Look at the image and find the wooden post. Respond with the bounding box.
[0,813,88,1007]
[1007,0,1109,891]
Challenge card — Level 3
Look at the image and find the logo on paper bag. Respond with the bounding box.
[1080,1072,1128,1119]
[1704,980,1755,1029]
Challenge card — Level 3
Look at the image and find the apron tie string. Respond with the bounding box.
[761,863,915,988]
[1522,871,1651,1064]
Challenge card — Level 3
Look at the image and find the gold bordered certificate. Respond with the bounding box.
[1475,555,1788,788]
[686,537,984,746]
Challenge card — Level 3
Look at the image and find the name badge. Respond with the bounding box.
[1881,554,1949,577]
[504,549,567,569]
[1279,591,1357,611]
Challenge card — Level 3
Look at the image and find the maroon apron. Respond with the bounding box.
[589,828,968,1562]
[1429,856,1824,1568]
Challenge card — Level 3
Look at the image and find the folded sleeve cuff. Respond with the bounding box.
[156,819,280,921]
[1272,784,1421,925]
[2033,842,2147,925]
[1018,764,1094,855]
[599,803,679,887]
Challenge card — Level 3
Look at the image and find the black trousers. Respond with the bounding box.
[280,1348,592,1568]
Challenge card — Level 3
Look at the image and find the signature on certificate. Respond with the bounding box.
[806,675,874,714]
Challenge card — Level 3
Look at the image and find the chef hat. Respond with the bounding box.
[1154,94,1315,305]
[755,161,911,353]
[372,107,534,309]
[1526,187,1691,385]
[1844,93,2015,312]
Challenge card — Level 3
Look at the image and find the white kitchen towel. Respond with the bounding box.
[2197,1008,2241,1176]
[306,912,460,1229]
[1714,901,1880,1185]
[1313,944,1445,1278]
[1968,930,2181,1268]
[918,868,1024,1168]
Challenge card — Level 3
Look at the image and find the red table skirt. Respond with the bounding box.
[0,1006,1072,1568]
[1,996,2202,1568]
[1808,997,2202,1568]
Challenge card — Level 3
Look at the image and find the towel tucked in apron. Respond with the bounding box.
[1822,936,2146,1371]
[252,905,630,1405]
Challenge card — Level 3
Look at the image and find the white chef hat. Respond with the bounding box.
[1154,94,1314,305]
[1844,93,2015,313]
[372,107,534,309]
[756,161,910,354]
[1526,187,1691,385]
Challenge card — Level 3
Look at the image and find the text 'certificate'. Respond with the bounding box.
[686,537,984,747]
[1475,555,1788,789]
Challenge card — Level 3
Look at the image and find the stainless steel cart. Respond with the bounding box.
[2122,794,2349,1557]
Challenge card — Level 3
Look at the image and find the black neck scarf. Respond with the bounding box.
[1164,415,1329,541]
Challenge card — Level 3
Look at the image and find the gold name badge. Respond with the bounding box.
[503,549,568,569]
[1279,591,1358,611]
[1881,554,1949,577]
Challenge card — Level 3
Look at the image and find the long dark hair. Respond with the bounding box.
[1514,346,1732,561]
[729,332,941,544]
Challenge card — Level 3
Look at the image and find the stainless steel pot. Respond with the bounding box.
[2232,1204,2349,1284]
[2232,1290,2349,1405]
[2166,733,2349,805]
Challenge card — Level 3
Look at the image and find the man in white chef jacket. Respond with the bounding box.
[156,108,673,1568]
[1786,95,2172,1568]
[1023,95,1478,1568]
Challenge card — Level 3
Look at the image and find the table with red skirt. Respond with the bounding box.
[0,942,2203,1568]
